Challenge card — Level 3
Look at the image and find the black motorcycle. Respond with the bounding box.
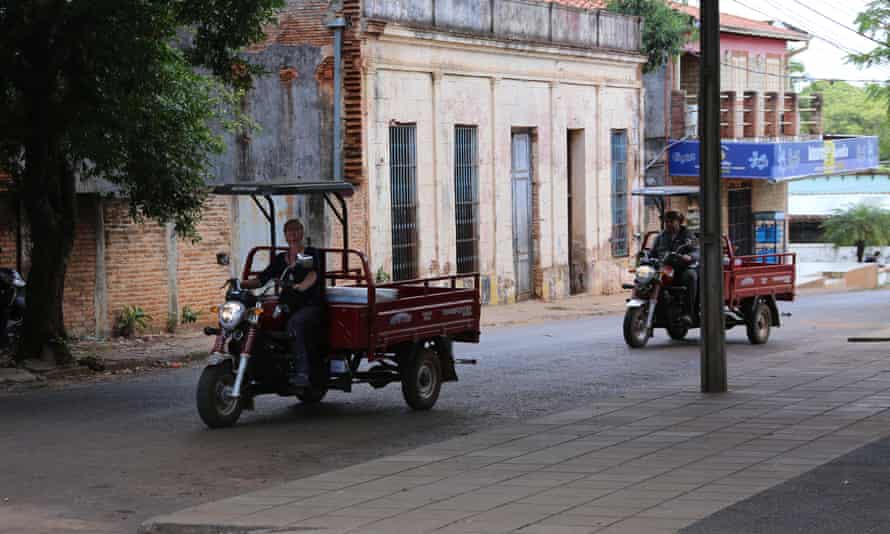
[0,253,26,352]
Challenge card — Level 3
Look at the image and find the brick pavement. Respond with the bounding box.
[141,331,890,534]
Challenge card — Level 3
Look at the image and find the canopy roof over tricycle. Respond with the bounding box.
[212,181,355,251]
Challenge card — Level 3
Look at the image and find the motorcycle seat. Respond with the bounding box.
[326,286,398,304]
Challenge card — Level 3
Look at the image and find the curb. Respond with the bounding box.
[40,350,207,381]
[139,521,276,534]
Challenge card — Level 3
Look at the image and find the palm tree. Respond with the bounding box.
[820,204,890,262]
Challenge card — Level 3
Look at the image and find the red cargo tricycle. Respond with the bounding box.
[622,186,795,348]
[197,183,481,428]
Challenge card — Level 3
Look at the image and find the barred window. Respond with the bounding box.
[454,126,479,274]
[611,130,629,257]
[389,124,418,281]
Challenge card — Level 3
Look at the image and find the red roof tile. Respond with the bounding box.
[551,1,807,41]
[548,0,608,8]
[672,3,809,41]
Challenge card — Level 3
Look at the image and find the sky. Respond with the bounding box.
[687,0,889,86]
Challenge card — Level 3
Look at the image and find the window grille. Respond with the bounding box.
[454,126,479,274]
[611,130,629,257]
[389,124,418,281]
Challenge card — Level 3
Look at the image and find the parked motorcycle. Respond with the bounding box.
[0,249,26,352]
[622,246,696,348]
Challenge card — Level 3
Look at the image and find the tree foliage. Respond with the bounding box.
[820,203,890,260]
[849,1,890,114]
[0,0,283,362]
[802,81,890,160]
[607,0,695,73]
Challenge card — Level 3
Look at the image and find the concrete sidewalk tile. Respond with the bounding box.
[516,526,602,534]
[287,515,379,531]
[345,510,474,533]
[532,512,624,529]
[320,506,400,519]
[635,498,728,520]
[500,471,588,488]
[518,487,612,507]
[592,517,694,533]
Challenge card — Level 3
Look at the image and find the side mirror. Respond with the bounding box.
[633,232,642,240]
[216,252,230,266]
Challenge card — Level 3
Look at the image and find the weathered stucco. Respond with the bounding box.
[362,22,645,302]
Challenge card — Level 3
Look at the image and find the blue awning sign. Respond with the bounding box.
[669,136,879,181]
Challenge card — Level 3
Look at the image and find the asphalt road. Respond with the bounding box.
[1,289,888,533]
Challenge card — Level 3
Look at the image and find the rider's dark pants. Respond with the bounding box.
[678,268,698,318]
[0,305,8,348]
[286,305,322,375]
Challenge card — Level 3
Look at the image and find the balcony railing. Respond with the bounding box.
[363,0,642,53]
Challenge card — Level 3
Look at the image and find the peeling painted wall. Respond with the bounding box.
[363,26,645,302]
[212,43,333,185]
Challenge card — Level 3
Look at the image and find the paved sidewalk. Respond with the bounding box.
[142,334,890,534]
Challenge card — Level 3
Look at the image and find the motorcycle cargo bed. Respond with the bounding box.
[327,277,481,353]
[724,253,796,304]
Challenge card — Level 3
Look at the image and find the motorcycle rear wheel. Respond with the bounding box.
[667,324,688,340]
[197,365,243,428]
[623,306,650,348]
[296,386,328,404]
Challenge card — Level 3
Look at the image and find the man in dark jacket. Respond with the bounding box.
[652,210,699,324]
[242,218,322,387]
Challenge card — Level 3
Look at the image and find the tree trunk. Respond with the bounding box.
[856,240,866,263]
[18,145,77,365]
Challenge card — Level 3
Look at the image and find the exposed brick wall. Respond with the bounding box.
[103,200,170,335]
[670,90,687,141]
[343,0,364,185]
[176,197,232,327]
[63,197,98,336]
[249,0,332,50]
[0,195,17,268]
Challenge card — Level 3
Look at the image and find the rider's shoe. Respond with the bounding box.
[288,372,310,388]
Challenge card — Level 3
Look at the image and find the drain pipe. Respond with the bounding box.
[327,17,346,182]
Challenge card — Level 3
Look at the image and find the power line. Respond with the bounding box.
[688,51,888,84]
[726,0,890,79]
[789,0,886,47]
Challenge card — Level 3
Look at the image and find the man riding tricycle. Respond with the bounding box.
[622,186,795,348]
[197,182,481,428]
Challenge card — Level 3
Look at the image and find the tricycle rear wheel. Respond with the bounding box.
[746,301,771,345]
[401,347,442,411]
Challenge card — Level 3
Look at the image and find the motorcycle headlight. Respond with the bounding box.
[635,265,656,284]
[219,301,246,329]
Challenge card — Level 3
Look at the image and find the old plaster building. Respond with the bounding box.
[224,0,648,304]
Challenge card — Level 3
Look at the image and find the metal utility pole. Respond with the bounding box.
[699,0,727,392]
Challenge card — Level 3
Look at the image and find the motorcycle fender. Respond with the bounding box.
[626,298,647,309]
[206,352,234,367]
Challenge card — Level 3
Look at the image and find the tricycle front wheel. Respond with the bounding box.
[197,365,243,429]
[623,306,650,348]
[401,347,442,411]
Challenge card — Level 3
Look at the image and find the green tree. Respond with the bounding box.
[849,2,890,114]
[802,81,890,160]
[607,0,695,73]
[820,204,890,262]
[0,0,282,363]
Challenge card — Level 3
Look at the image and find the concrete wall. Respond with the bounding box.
[364,0,641,52]
[361,25,645,302]
[211,43,333,186]
[790,244,890,263]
